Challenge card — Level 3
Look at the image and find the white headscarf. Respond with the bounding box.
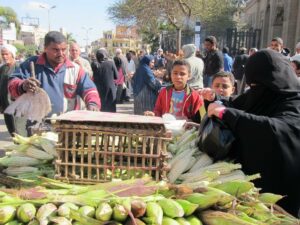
[1,44,17,58]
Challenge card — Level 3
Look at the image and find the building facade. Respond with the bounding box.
[99,26,144,56]
[243,0,300,54]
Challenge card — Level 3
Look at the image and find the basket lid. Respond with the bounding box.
[52,110,165,126]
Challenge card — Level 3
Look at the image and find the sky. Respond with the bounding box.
[0,0,117,47]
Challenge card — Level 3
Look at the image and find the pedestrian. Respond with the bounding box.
[248,47,258,56]
[182,44,204,89]
[232,47,249,94]
[154,48,166,69]
[92,49,118,112]
[205,49,300,216]
[8,31,100,135]
[69,42,93,78]
[222,47,233,72]
[269,37,289,56]
[126,52,136,97]
[132,55,161,115]
[290,54,300,79]
[113,56,125,104]
[203,36,224,87]
[0,44,18,136]
[144,60,204,123]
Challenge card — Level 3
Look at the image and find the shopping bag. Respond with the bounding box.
[198,114,235,160]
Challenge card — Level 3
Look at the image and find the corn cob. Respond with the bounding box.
[189,153,213,172]
[162,217,180,225]
[181,171,220,184]
[49,216,72,225]
[175,217,190,225]
[186,215,203,225]
[168,148,196,183]
[24,146,54,160]
[175,199,198,216]
[0,156,43,167]
[3,166,39,176]
[186,187,234,210]
[158,199,184,218]
[95,202,113,221]
[212,180,254,197]
[16,203,36,223]
[146,202,163,225]
[200,210,256,225]
[0,205,16,224]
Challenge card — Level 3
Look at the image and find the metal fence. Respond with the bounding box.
[160,28,261,56]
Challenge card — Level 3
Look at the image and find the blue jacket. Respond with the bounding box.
[223,53,233,72]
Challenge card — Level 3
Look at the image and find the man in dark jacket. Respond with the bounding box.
[203,36,224,87]
[232,47,249,94]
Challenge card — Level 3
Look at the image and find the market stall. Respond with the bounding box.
[0,111,299,224]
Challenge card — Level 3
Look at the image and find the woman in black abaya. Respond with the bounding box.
[207,49,300,216]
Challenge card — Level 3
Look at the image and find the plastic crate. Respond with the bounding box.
[52,111,170,184]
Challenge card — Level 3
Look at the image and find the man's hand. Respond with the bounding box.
[22,77,40,93]
[197,88,215,101]
[87,104,99,111]
[144,111,155,116]
[74,59,83,68]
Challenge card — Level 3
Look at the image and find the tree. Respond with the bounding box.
[107,0,245,50]
[0,6,20,31]
[66,32,76,44]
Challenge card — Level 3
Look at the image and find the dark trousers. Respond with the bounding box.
[4,113,16,136]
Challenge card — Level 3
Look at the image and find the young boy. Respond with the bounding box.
[199,71,235,102]
[144,60,204,123]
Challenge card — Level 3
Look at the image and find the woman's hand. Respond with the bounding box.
[197,88,215,101]
[207,102,226,118]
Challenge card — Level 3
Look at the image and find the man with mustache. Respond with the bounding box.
[8,31,100,123]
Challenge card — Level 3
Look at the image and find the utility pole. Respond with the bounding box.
[39,4,56,31]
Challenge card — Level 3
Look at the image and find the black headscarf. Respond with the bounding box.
[245,49,300,92]
[236,49,300,114]
[96,49,108,63]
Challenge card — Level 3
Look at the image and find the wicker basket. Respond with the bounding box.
[52,111,170,184]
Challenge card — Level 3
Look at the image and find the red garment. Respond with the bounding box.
[114,68,124,85]
[154,85,204,121]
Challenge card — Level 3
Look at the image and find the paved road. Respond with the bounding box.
[0,101,134,155]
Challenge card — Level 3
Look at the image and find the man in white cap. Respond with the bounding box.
[0,44,18,135]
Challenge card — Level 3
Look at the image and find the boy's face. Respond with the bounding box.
[171,65,189,90]
[212,77,235,97]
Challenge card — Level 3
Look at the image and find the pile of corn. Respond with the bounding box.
[167,128,259,186]
[0,132,57,180]
[0,177,299,225]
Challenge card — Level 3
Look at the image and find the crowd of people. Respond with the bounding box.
[0,31,300,217]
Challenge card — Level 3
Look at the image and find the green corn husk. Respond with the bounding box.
[0,205,16,224]
[78,206,95,218]
[258,193,284,205]
[186,215,203,225]
[69,209,105,225]
[212,180,254,197]
[95,202,113,221]
[141,216,158,224]
[125,218,146,225]
[158,199,184,218]
[234,211,266,225]
[175,217,190,225]
[175,199,198,216]
[113,204,128,222]
[186,187,234,210]
[24,146,53,160]
[16,203,36,223]
[27,219,39,225]
[36,203,57,222]
[162,217,180,225]
[146,202,163,225]
[57,203,79,218]
[49,216,72,225]
[200,210,256,225]
[3,167,39,176]
[3,220,23,225]
[130,199,147,218]
[0,156,43,167]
